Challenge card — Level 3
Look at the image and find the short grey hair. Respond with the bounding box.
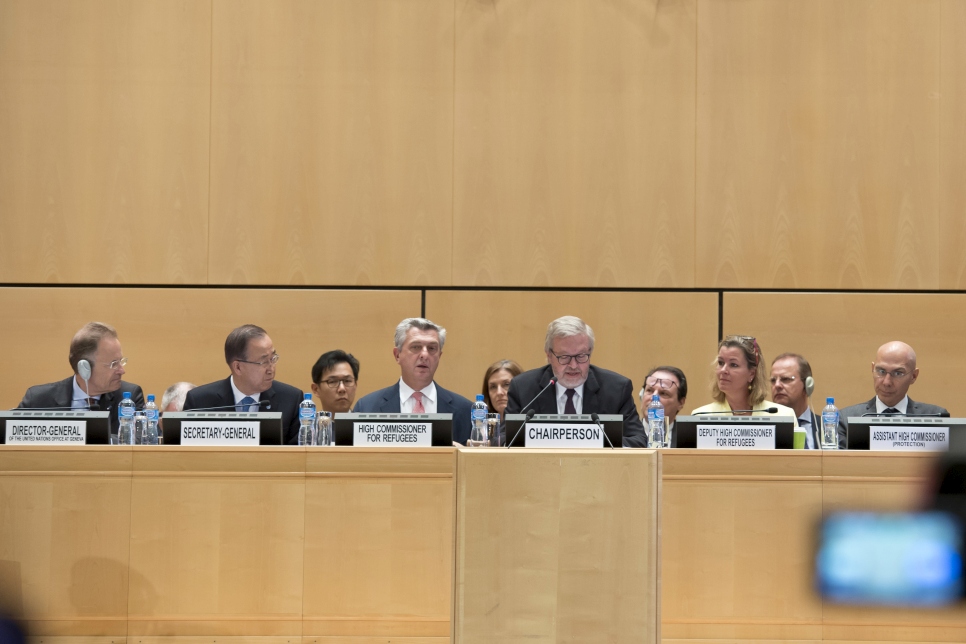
[161,382,195,412]
[394,318,446,350]
[544,316,595,353]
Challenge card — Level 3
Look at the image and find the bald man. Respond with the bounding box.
[836,341,948,449]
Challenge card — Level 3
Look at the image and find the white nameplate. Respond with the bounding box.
[696,424,776,449]
[354,421,432,447]
[180,421,260,446]
[869,426,949,452]
[5,420,86,445]
[524,423,605,448]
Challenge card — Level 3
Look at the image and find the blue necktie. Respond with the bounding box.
[237,396,256,413]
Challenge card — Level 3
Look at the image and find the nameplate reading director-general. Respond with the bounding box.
[180,421,261,446]
[5,420,87,445]
[354,421,433,447]
[869,426,949,452]
[525,423,605,448]
[696,424,777,449]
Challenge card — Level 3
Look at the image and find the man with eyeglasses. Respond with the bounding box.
[504,316,647,447]
[769,353,820,449]
[310,350,360,414]
[837,341,949,449]
[18,321,144,433]
[183,324,304,444]
[353,317,473,445]
[639,366,688,446]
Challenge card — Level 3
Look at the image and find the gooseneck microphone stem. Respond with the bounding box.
[692,407,779,415]
[505,378,556,448]
[590,412,616,449]
[506,409,536,448]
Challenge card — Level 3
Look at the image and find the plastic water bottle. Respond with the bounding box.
[646,394,666,448]
[134,410,146,444]
[118,392,136,445]
[298,393,317,445]
[469,394,488,446]
[821,397,839,450]
[143,394,159,445]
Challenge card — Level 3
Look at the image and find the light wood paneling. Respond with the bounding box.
[302,449,454,638]
[453,0,696,287]
[0,0,211,284]
[940,0,966,287]
[207,0,454,286]
[0,287,420,410]
[722,292,966,418]
[454,449,659,643]
[426,290,718,408]
[696,0,941,289]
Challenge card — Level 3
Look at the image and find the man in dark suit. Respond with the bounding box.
[640,366,688,448]
[770,353,822,449]
[19,321,144,434]
[353,317,473,445]
[183,324,303,445]
[504,316,647,447]
[837,341,949,449]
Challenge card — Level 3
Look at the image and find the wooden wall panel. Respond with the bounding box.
[940,0,966,287]
[0,287,420,410]
[722,292,966,418]
[426,290,719,408]
[453,0,696,288]
[0,0,211,284]
[207,0,454,286]
[696,0,942,289]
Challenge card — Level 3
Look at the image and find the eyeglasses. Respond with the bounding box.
[318,377,356,389]
[549,351,591,365]
[237,352,280,367]
[644,378,678,390]
[102,358,128,371]
[874,367,910,380]
[769,376,798,386]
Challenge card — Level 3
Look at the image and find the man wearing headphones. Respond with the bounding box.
[769,353,820,449]
[18,321,144,432]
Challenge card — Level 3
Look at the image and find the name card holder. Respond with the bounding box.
[846,416,966,452]
[162,411,283,446]
[333,413,454,447]
[504,414,623,448]
[0,410,110,445]
[674,415,797,449]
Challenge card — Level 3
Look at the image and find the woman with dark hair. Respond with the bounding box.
[482,359,524,418]
[691,335,794,417]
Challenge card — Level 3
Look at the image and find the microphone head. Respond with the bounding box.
[766,406,778,413]
[548,379,555,385]
[525,408,536,421]
[591,412,600,423]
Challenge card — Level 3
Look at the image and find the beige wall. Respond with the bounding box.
[1,1,964,407]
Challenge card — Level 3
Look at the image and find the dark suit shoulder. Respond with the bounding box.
[353,384,399,413]
[268,379,303,399]
[18,376,74,409]
[588,364,633,387]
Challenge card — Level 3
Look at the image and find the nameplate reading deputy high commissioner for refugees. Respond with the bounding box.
[524,423,605,448]
[354,422,433,447]
[696,424,776,449]
[869,426,949,452]
[5,420,86,445]
[180,421,260,446]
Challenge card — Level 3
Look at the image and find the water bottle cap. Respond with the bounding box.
[652,394,659,401]
[122,391,132,399]
[826,397,834,404]
[476,394,484,401]
[147,394,155,402]
[304,393,312,400]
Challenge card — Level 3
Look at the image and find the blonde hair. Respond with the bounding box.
[710,335,768,407]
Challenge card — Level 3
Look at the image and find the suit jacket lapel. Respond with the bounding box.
[381,383,402,413]
[436,384,452,413]
[56,377,75,408]
[582,368,601,414]
[262,383,277,412]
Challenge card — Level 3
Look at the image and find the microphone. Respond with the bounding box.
[861,411,948,418]
[590,412,616,449]
[519,378,556,414]
[693,407,779,415]
[183,400,272,413]
[506,409,536,448]
[11,406,101,412]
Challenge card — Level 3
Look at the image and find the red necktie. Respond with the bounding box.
[412,391,425,414]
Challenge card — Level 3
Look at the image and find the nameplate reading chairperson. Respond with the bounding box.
[354,421,432,446]
[869,426,949,452]
[525,422,605,448]
[696,424,776,449]
[5,420,87,445]
[180,421,260,446]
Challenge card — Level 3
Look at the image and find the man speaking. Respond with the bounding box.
[505,316,647,447]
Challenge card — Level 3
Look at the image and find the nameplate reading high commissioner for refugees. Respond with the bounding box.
[180,421,260,446]
[5,420,86,445]
[354,421,433,447]
[696,424,776,449]
[869,426,949,451]
[524,423,605,448]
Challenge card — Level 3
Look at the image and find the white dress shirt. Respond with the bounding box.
[230,376,262,411]
[398,378,437,413]
[71,377,100,409]
[876,395,909,414]
[554,382,585,414]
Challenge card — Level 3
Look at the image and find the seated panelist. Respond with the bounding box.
[504,316,647,447]
[691,335,795,419]
[183,325,303,445]
[639,366,688,437]
[353,317,473,445]
[18,321,144,434]
[836,341,949,449]
[482,359,523,420]
[310,350,360,414]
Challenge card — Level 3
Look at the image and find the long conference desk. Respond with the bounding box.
[1,446,964,644]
